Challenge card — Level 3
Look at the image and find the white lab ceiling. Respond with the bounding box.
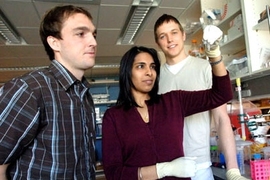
[0,0,202,84]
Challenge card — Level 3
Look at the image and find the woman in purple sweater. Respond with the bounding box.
[102,46,232,180]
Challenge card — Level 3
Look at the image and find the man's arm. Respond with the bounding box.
[0,164,9,180]
[212,104,250,179]
[212,104,238,170]
[204,24,250,180]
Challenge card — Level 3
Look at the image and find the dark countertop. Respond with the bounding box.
[212,164,251,179]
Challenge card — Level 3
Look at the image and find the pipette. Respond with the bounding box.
[236,78,246,140]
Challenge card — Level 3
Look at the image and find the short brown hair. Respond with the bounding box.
[39,5,93,60]
[154,14,184,42]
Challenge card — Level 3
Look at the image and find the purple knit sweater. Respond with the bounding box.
[102,73,232,180]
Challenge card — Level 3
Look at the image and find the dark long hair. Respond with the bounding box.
[116,46,160,110]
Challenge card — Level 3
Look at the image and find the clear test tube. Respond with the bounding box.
[235,137,252,175]
[236,146,245,174]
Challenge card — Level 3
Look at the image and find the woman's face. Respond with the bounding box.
[131,52,157,95]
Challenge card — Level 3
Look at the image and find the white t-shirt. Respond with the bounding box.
[159,56,214,179]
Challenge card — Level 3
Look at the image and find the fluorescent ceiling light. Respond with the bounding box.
[117,0,160,45]
[0,9,25,45]
[94,64,120,68]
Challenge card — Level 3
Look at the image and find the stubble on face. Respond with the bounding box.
[57,13,97,79]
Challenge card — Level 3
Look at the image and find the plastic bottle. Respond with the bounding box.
[235,134,252,175]
[210,131,219,160]
[263,146,270,159]
[189,39,200,57]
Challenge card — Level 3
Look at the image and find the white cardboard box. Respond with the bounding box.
[95,107,100,119]
[260,47,270,68]
[228,14,244,40]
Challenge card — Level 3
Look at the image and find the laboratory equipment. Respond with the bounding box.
[235,135,252,175]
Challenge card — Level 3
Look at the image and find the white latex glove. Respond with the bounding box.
[203,25,223,58]
[226,168,251,180]
[156,157,197,178]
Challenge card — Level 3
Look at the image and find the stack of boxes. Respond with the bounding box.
[95,107,102,137]
[92,93,110,104]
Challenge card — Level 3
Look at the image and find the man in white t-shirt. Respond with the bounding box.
[154,14,249,180]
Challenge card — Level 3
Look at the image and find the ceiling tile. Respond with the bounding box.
[8,46,47,58]
[17,28,41,44]
[96,44,132,57]
[136,30,157,47]
[100,0,132,5]
[178,0,201,23]
[0,57,22,67]
[96,29,120,45]
[97,5,130,28]
[0,46,17,58]
[0,1,40,27]
[34,2,100,26]
[144,7,186,30]
[160,0,193,8]
[0,0,203,83]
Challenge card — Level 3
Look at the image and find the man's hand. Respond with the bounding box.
[156,157,197,178]
[203,25,223,58]
[226,168,251,180]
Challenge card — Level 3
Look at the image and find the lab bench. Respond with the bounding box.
[212,165,251,180]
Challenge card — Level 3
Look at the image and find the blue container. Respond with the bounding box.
[95,139,102,162]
